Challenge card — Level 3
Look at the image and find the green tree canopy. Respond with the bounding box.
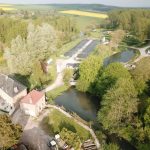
[98,78,138,131]
[0,115,22,149]
[108,9,150,41]
[130,57,150,95]
[76,55,103,92]
[95,63,131,98]
[60,128,81,150]
[4,23,58,75]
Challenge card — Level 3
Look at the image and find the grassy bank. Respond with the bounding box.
[44,109,91,141]
[46,85,69,102]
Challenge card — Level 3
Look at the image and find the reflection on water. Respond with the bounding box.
[55,88,100,121]
[104,49,137,66]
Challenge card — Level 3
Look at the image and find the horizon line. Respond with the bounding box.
[0,3,150,8]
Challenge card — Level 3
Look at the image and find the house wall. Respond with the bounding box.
[35,95,46,116]
[20,103,36,117]
[20,94,46,117]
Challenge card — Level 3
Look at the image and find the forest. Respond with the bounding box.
[0,11,78,89]
[0,6,150,150]
[107,9,150,44]
[76,9,150,150]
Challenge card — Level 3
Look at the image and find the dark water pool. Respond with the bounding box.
[104,49,137,66]
[55,88,99,122]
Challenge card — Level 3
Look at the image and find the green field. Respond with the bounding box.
[60,14,103,31]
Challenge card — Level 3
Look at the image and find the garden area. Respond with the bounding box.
[43,109,91,148]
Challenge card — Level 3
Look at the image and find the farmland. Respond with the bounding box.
[0,4,16,10]
[59,10,108,18]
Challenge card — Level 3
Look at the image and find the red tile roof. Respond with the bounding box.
[21,90,44,105]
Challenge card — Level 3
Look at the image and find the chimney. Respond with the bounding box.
[14,87,18,93]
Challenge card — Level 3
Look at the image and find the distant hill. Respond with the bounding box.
[49,4,118,12]
[14,4,118,12]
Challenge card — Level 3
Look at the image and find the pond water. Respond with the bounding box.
[55,49,138,122]
[55,88,100,122]
[104,49,137,66]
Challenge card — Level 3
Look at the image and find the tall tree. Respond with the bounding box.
[76,55,103,92]
[5,23,58,74]
[95,63,131,98]
[0,115,22,149]
[98,78,138,131]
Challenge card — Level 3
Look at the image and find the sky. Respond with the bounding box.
[0,0,150,7]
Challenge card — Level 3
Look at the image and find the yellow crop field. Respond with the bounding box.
[59,10,108,19]
[0,4,12,7]
[0,4,16,11]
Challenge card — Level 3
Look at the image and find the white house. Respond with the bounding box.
[20,90,45,117]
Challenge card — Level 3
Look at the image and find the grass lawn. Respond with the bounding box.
[46,85,69,102]
[44,109,91,141]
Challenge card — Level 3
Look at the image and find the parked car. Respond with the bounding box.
[47,140,57,150]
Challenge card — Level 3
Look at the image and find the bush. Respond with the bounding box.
[45,109,91,141]
[60,128,81,149]
[104,143,120,150]
[63,68,73,85]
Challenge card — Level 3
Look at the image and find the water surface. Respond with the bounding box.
[104,49,137,66]
[55,88,99,121]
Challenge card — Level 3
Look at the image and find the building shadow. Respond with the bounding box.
[19,127,50,150]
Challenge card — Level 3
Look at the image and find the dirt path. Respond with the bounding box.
[43,72,64,92]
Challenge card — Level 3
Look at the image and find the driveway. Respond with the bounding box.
[12,108,53,150]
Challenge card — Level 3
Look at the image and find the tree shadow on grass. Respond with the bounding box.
[39,116,55,136]
[59,121,77,133]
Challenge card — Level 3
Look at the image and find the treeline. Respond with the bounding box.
[0,18,27,45]
[0,12,78,88]
[77,56,150,150]
[35,15,78,46]
[108,9,150,41]
[0,13,78,48]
